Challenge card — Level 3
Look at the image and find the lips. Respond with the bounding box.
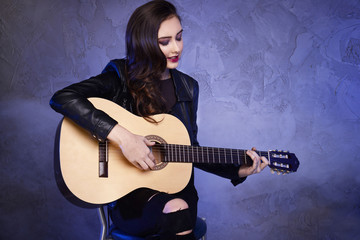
[167,56,179,63]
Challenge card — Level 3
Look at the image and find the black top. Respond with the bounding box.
[159,78,177,112]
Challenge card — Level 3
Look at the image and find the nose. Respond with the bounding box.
[171,40,180,53]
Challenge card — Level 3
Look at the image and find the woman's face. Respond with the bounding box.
[158,16,183,70]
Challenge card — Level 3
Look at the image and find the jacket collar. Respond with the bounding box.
[170,68,192,102]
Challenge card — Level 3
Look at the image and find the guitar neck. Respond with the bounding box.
[153,144,269,166]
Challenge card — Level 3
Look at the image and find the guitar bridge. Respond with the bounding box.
[99,141,108,177]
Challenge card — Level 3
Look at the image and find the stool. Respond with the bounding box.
[98,205,207,240]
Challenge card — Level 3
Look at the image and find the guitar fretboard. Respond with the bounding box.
[152,144,269,166]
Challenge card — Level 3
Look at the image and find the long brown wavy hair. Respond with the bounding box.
[125,0,180,121]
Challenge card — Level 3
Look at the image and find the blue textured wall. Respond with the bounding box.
[1,0,360,239]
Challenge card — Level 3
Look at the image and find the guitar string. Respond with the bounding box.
[105,146,268,156]
[104,144,267,154]
[105,147,257,156]
[105,146,269,161]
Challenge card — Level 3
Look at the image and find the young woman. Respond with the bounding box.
[50,1,268,239]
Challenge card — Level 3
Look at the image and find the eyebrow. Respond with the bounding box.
[158,29,183,40]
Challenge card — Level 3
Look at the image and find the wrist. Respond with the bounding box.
[107,124,130,146]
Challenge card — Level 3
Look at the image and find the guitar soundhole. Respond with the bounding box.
[145,135,168,171]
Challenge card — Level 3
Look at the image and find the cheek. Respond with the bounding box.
[179,42,184,54]
[159,45,169,57]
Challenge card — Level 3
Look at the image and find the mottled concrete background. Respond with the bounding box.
[1,0,360,239]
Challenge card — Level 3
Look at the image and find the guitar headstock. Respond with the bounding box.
[268,150,299,175]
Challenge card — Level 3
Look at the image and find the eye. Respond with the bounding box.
[159,40,169,46]
[176,33,182,41]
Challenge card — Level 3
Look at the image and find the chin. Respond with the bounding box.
[166,61,179,69]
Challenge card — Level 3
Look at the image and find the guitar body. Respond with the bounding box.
[57,98,192,205]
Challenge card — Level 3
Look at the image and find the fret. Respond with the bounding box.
[167,144,170,162]
[167,144,169,162]
[191,146,194,163]
[234,149,239,163]
[184,145,187,162]
[183,145,185,162]
[201,147,204,163]
[173,144,176,162]
[177,145,180,162]
[236,149,239,164]
[223,148,226,163]
[164,144,167,162]
[206,147,209,163]
[226,148,228,164]
[244,150,247,165]
[198,147,200,163]
[169,144,173,162]
[238,149,242,165]
[205,147,208,163]
[180,145,183,162]
[179,145,182,162]
[183,145,189,162]
[211,148,215,163]
[183,145,187,162]
[168,144,171,162]
[217,148,221,163]
[220,148,223,163]
[213,148,216,163]
[217,148,220,163]
[187,145,190,163]
[181,145,184,162]
[230,148,233,164]
[175,145,178,162]
[196,146,199,163]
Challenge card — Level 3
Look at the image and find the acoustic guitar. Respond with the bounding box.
[54,97,299,206]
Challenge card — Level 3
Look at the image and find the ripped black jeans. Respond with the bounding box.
[109,191,198,240]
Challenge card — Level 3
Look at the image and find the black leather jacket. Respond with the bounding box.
[50,59,245,186]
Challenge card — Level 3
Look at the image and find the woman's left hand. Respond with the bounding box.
[238,147,269,178]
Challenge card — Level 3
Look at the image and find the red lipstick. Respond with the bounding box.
[168,56,179,63]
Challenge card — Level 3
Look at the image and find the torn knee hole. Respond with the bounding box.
[162,198,189,213]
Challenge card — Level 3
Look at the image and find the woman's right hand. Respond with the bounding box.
[107,124,156,170]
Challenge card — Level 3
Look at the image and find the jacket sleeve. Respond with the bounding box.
[190,80,200,147]
[49,71,120,142]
